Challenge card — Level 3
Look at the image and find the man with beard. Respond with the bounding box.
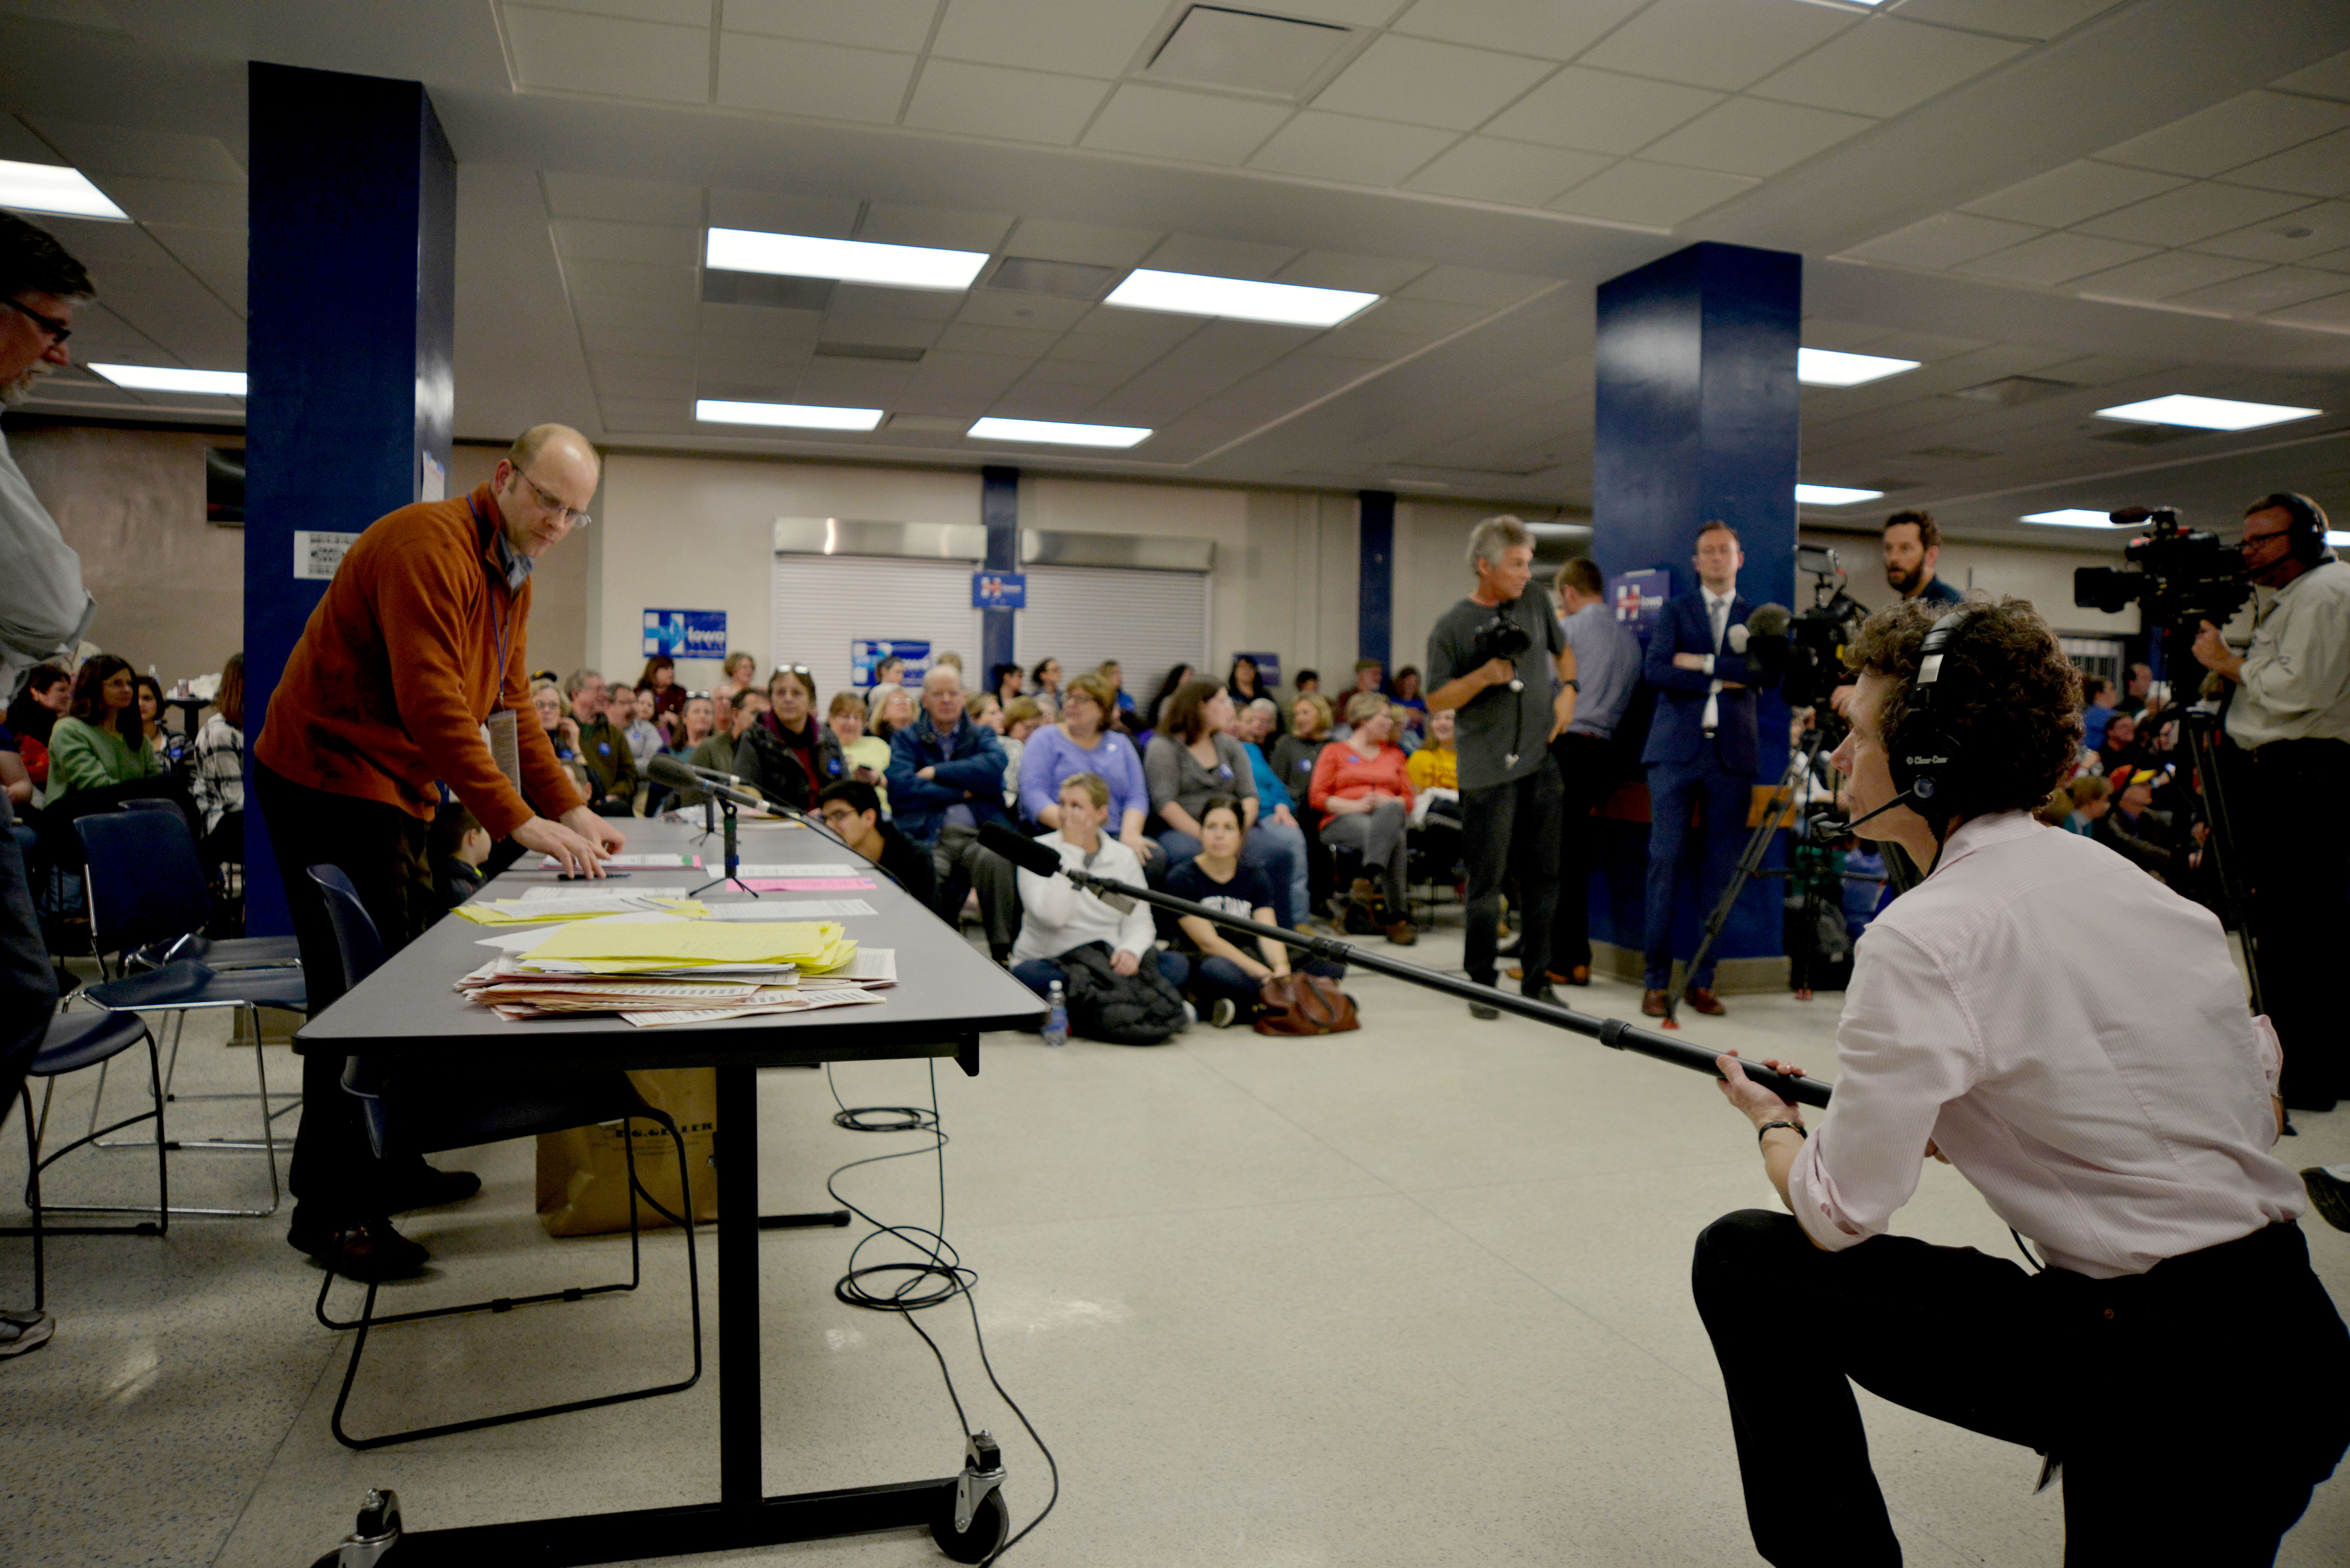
[1882,509,1962,607]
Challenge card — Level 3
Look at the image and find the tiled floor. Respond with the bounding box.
[4,914,2346,1568]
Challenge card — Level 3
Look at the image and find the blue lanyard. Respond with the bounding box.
[468,494,521,716]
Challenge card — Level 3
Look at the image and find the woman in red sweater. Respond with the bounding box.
[1309,692,1416,943]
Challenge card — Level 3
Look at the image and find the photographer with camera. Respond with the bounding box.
[1697,595,2345,1565]
[1426,516,1578,1018]
[2190,492,2350,1110]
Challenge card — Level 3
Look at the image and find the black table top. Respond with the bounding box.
[293,817,1044,1070]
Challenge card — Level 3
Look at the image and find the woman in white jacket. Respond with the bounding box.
[1008,771,1186,1000]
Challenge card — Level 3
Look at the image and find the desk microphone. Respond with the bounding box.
[647,753,764,810]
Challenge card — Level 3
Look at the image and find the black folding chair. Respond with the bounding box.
[304,864,702,1450]
[0,1008,167,1311]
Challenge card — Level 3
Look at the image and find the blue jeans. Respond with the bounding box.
[1643,746,1753,991]
[1185,953,1348,1014]
[1155,822,1302,928]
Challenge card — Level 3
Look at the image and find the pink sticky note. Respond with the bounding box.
[739,877,877,892]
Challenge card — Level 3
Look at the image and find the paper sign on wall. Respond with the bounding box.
[1232,651,1282,687]
[1608,569,1673,645]
[851,640,931,690]
[644,610,728,660]
[293,530,361,581]
[972,571,1026,609]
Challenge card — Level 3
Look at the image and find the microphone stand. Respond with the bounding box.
[685,797,757,899]
[1026,852,1831,1110]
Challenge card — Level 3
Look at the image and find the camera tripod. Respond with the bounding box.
[1660,716,1841,1029]
[2170,703,2266,1017]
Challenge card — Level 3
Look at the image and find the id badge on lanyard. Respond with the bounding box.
[471,494,524,791]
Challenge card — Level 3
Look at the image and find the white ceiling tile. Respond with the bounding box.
[933,321,1061,357]
[1482,67,1722,154]
[2096,91,2350,179]
[19,118,243,183]
[1546,161,1758,227]
[1747,20,2026,119]
[1272,252,1430,293]
[503,5,710,103]
[905,60,1111,144]
[1388,0,1646,62]
[2223,129,2350,199]
[1349,297,1488,337]
[1001,217,1161,268]
[795,361,920,401]
[1141,234,1303,279]
[580,293,698,333]
[601,396,696,427]
[2263,291,2350,333]
[930,0,1166,78]
[1958,160,2189,228]
[723,0,936,51]
[1398,265,1553,307]
[1953,231,2154,286]
[2066,250,2270,302]
[1640,98,1875,178]
[1247,112,1458,186]
[1311,36,1555,132]
[707,188,860,235]
[543,171,703,225]
[0,117,56,164]
[830,282,963,318]
[564,256,694,295]
[2304,246,2350,275]
[815,313,946,348]
[2073,182,2314,246]
[1277,0,1414,22]
[858,204,1013,252]
[24,215,173,266]
[1577,0,1856,93]
[2272,50,2350,102]
[2192,202,2350,264]
[717,35,917,123]
[80,174,242,229]
[1402,136,1610,206]
[145,223,244,278]
[1882,0,2122,41]
[1079,84,1293,166]
[2165,266,2350,317]
[552,217,698,264]
[1020,355,1132,387]
[1840,212,2044,268]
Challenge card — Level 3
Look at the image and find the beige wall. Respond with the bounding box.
[10,423,246,687]
[1801,528,2155,639]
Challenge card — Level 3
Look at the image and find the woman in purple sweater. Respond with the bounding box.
[1016,674,1158,870]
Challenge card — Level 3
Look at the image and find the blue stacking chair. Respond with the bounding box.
[71,808,306,1217]
[304,865,702,1450]
[0,1008,168,1311]
[112,799,302,971]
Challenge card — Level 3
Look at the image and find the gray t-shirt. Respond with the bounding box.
[1428,589,1564,790]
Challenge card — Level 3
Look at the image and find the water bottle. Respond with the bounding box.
[1043,980,1067,1048]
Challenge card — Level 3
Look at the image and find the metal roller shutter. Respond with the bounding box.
[770,555,982,703]
[1015,564,1208,708]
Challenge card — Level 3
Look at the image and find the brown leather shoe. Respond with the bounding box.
[1505,964,1525,980]
[1686,986,1727,1016]
[1551,966,1591,987]
[1641,988,1668,1017]
[290,1216,429,1282]
[1384,918,1417,945]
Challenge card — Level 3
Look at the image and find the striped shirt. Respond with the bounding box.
[1787,811,2302,1278]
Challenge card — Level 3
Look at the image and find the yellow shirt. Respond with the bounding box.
[1406,743,1457,792]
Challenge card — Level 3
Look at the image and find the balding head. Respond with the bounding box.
[493,423,598,558]
[921,663,966,729]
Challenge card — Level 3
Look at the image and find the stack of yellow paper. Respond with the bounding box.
[451,893,705,926]
[518,919,856,976]
[451,918,878,1027]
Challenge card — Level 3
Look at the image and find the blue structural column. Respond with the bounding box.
[1587,241,1800,974]
[980,465,1019,682]
[242,63,456,935]
[1357,489,1394,672]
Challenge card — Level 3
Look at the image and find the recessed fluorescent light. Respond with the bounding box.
[2328,531,2350,548]
[704,228,988,292]
[1103,268,1377,328]
[966,417,1150,449]
[1797,348,1919,387]
[0,159,128,221]
[2021,509,2115,527]
[2094,394,2320,431]
[1795,484,1884,505]
[695,399,883,432]
[89,363,247,396]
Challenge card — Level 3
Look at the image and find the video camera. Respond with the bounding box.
[1747,545,1869,714]
[2073,506,2255,658]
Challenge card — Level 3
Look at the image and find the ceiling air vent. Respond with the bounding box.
[2086,424,2198,447]
[984,256,1121,300]
[702,271,835,311]
[1145,6,1353,97]
[1909,445,2000,461]
[814,342,925,363]
[1949,375,2079,406]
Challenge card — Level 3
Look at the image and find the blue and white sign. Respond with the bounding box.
[972,571,1027,610]
[1231,651,1282,689]
[1607,569,1673,646]
[851,639,932,691]
[643,609,728,660]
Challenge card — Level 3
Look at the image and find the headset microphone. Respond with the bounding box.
[1812,788,1919,840]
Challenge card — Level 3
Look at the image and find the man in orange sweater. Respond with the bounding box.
[255,423,620,1278]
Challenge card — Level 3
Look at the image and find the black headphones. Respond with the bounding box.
[2255,491,2333,565]
[1887,609,1974,831]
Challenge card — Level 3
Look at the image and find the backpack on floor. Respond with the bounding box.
[1055,941,1189,1046]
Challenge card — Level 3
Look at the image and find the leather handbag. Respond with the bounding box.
[1252,972,1360,1036]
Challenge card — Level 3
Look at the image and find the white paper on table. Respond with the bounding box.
[622,990,887,1027]
[830,948,896,982]
[538,852,699,869]
[702,899,876,919]
[726,863,863,878]
[512,888,682,910]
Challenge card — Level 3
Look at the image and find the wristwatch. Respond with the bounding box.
[1562,679,1581,692]
[1756,1119,1807,1142]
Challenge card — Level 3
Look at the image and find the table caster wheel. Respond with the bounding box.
[931,1488,1008,1563]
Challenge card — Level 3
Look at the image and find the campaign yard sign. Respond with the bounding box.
[643,609,728,660]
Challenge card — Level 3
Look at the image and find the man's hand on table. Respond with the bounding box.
[511,810,622,875]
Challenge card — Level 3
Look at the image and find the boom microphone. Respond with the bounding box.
[646,753,764,810]
[1730,602,1791,662]
[978,819,1061,878]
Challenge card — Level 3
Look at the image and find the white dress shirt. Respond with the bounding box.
[1700,586,1733,735]
[1786,811,2302,1278]
[2225,559,2350,749]
[0,427,96,702]
[1009,830,1155,964]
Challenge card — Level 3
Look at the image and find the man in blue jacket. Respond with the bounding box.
[887,666,1021,961]
[1639,522,1781,1017]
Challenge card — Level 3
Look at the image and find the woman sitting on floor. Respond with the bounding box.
[1008,772,1188,1006]
[1166,795,1345,1028]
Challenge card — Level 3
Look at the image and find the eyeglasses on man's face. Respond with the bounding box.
[512,464,592,527]
[4,296,71,347]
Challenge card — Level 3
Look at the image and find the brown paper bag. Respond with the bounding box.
[535,1068,717,1237]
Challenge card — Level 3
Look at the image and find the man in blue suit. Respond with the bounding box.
[1639,522,1780,1017]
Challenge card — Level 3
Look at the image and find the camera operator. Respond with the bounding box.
[1697,596,2346,1565]
[1881,508,1962,607]
[2191,493,2350,1110]
[1426,516,1577,1017]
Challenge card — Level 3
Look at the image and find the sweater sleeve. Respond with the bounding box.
[1016,728,1062,823]
[1222,735,1257,807]
[375,541,541,837]
[1307,743,1342,813]
[1142,735,1181,815]
[46,719,123,795]
[1106,737,1150,824]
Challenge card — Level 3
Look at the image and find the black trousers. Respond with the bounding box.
[254,763,436,1228]
[1693,1210,2350,1566]
[2237,737,2350,1105]
[0,794,53,1150]
[1549,732,1615,973]
[1461,754,1562,989]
